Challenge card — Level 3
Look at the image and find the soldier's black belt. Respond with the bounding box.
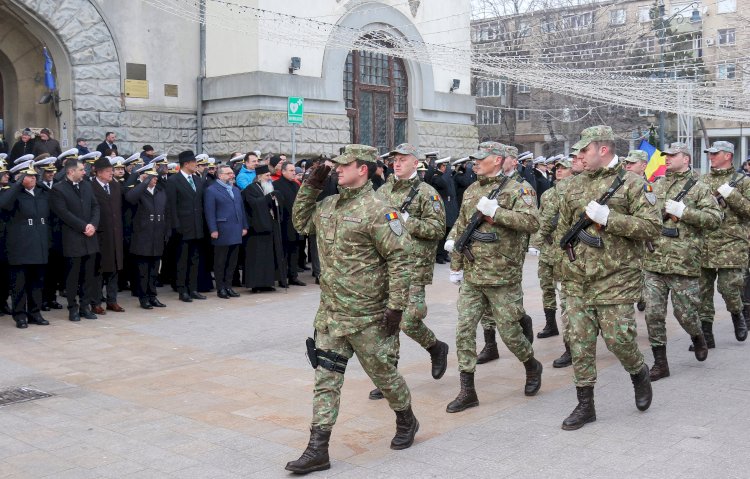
[306,337,348,374]
[577,229,603,248]
[661,227,679,238]
[470,230,498,243]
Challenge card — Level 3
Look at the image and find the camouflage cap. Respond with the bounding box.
[556,158,572,169]
[331,144,378,165]
[505,145,519,158]
[571,125,615,151]
[664,142,691,156]
[624,150,649,163]
[704,140,735,154]
[387,143,420,158]
[471,141,506,160]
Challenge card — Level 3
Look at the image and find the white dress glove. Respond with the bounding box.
[401,211,409,223]
[444,239,455,253]
[717,183,735,199]
[449,270,464,284]
[664,200,686,218]
[585,201,610,226]
[476,196,500,218]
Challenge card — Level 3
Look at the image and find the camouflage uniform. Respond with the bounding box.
[377,172,446,348]
[699,165,750,323]
[558,136,660,388]
[643,153,722,348]
[449,171,539,372]
[292,145,413,430]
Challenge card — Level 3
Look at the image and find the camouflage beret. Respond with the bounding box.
[664,142,691,156]
[704,140,735,154]
[387,143,420,158]
[624,150,649,163]
[332,144,378,165]
[472,141,506,160]
[572,125,615,150]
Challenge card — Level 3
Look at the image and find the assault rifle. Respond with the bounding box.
[559,173,626,262]
[660,178,697,238]
[454,176,510,262]
[399,184,420,213]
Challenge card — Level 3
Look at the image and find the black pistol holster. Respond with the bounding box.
[306,336,348,374]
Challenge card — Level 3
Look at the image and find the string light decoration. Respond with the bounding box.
[142,0,750,122]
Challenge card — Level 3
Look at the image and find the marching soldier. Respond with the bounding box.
[445,142,543,413]
[287,145,417,475]
[698,141,750,346]
[368,143,450,401]
[623,149,651,312]
[557,126,660,430]
[643,143,721,381]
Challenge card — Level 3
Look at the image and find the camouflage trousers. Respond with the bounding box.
[457,282,533,373]
[400,284,437,350]
[538,259,557,310]
[644,271,702,348]
[557,281,570,344]
[567,295,645,388]
[699,267,744,322]
[312,322,411,431]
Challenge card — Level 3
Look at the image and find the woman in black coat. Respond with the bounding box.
[124,171,170,309]
[0,167,50,328]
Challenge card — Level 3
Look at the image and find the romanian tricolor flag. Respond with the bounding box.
[638,139,666,182]
[385,212,399,221]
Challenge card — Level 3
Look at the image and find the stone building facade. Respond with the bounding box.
[1,0,476,159]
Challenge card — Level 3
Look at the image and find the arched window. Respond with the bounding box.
[344,50,408,153]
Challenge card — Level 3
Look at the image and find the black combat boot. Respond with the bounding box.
[523,357,543,396]
[427,340,449,380]
[476,328,499,364]
[744,304,750,328]
[689,322,715,350]
[561,386,596,430]
[446,372,479,413]
[649,346,670,382]
[731,311,748,342]
[390,405,419,450]
[520,314,534,344]
[631,364,653,411]
[553,341,572,368]
[285,426,331,474]
[691,334,708,362]
[537,308,559,338]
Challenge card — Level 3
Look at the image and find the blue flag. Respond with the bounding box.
[43,47,56,91]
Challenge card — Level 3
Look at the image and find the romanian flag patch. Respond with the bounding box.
[644,184,653,193]
[431,195,440,201]
[519,188,535,196]
[385,212,399,221]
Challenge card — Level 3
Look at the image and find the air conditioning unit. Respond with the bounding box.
[705,37,715,46]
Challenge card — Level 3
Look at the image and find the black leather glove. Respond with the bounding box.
[383,308,403,337]
[305,164,331,190]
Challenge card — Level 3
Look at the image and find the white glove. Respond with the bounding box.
[476,196,499,218]
[449,270,463,284]
[444,239,455,253]
[664,200,686,219]
[401,211,409,223]
[718,183,735,199]
[585,201,610,226]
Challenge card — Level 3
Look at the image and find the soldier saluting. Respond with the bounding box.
[557,126,660,430]
[287,145,418,475]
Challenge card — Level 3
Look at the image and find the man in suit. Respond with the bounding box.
[96,132,117,156]
[50,158,100,321]
[167,150,206,302]
[204,165,248,298]
[91,157,125,313]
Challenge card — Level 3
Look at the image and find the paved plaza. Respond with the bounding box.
[0,256,749,478]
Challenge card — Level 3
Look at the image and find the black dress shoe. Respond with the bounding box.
[279,281,289,289]
[226,288,240,298]
[139,298,154,310]
[190,292,206,300]
[149,298,166,308]
[15,318,28,329]
[217,289,230,299]
[41,303,51,312]
[28,315,49,326]
[79,308,97,320]
[69,310,81,322]
[289,278,307,286]
[179,292,193,303]
[50,301,63,310]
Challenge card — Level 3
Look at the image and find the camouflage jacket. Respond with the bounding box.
[558,167,660,304]
[448,174,539,286]
[292,180,412,337]
[376,175,446,285]
[510,170,535,253]
[701,168,750,268]
[646,170,722,277]
[538,177,573,267]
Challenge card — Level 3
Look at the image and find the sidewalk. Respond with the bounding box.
[0,256,748,478]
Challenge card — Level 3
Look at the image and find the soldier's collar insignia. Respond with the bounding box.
[385,211,403,236]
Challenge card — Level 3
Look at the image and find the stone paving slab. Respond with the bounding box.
[0,256,748,478]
